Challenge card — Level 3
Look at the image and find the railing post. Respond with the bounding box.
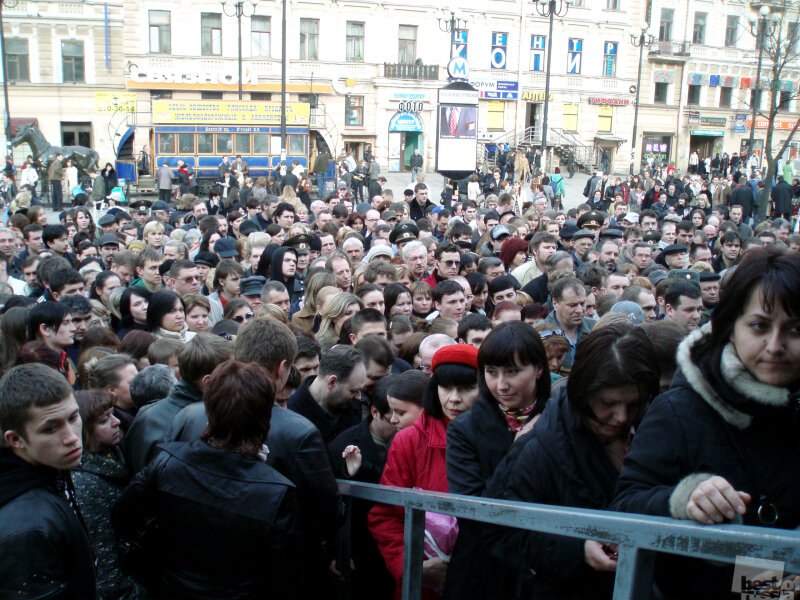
[401,508,426,600]
[335,495,353,600]
[612,546,656,600]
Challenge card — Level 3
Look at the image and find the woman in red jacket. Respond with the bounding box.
[369,344,479,600]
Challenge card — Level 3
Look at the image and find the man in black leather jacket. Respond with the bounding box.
[167,318,342,600]
[0,363,96,600]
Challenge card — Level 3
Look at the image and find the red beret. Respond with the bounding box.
[431,343,479,372]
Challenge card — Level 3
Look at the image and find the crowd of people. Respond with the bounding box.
[0,153,799,600]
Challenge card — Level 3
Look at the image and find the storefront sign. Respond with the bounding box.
[746,119,800,130]
[734,113,748,133]
[389,112,423,132]
[95,92,137,113]
[469,79,519,100]
[588,97,629,106]
[687,113,727,126]
[152,100,310,125]
[521,90,555,101]
[438,88,480,105]
[691,129,725,137]
[127,66,331,93]
[391,91,432,103]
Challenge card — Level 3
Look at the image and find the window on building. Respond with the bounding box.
[567,39,582,74]
[654,82,668,104]
[251,15,270,56]
[687,85,702,105]
[597,106,613,132]
[61,122,91,148]
[149,10,171,54]
[346,21,364,62]
[487,101,505,130]
[398,25,417,64]
[4,39,29,82]
[562,104,578,132]
[201,13,222,56]
[725,16,738,48]
[150,90,172,100]
[693,12,707,45]
[719,87,732,108]
[345,95,363,126]
[201,91,223,100]
[780,91,792,110]
[602,42,617,77]
[298,93,319,108]
[530,35,546,71]
[250,92,272,102]
[61,40,84,83]
[300,19,319,60]
[789,22,799,54]
[606,0,619,9]
[659,9,673,42]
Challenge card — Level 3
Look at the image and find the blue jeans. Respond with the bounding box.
[316,173,326,195]
[411,166,421,182]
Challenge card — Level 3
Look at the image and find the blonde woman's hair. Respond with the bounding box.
[170,228,187,242]
[318,292,363,338]
[89,299,110,322]
[302,270,337,313]
[142,220,165,238]
[105,286,125,319]
[315,286,341,315]
[255,303,289,323]
[82,353,135,391]
[246,232,271,257]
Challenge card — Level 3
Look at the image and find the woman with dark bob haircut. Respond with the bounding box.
[370,344,480,600]
[611,248,800,599]
[115,287,151,340]
[113,360,301,597]
[146,290,196,343]
[488,323,660,600]
[445,322,551,600]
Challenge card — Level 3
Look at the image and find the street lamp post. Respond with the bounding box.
[628,23,655,175]
[435,8,468,80]
[746,5,770,167]
[534,0,572,173]
[0,0,19,158]
[220,0,258,101]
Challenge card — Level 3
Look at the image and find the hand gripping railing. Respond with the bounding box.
[337,480,800,600]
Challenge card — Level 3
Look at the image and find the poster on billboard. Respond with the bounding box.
[436,84,479,175]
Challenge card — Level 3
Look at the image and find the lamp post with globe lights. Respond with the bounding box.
[745,5,781,168]
[628,23,655,175]
[220,0,259,100]
[534,0,572,173]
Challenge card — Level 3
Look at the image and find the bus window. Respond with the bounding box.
[179,134,194,154]
[235,134,251,154]
[253,134,269,155]
[289,135,305,155]
[198,133,213,154]
[158,133,176,154]
[217,133,232,154]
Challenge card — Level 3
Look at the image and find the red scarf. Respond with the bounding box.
[497,402,536,432]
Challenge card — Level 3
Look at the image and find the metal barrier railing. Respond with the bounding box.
[337,480,800,600]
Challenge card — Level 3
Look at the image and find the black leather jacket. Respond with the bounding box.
[0,449,97,600]
[112,440,301,599]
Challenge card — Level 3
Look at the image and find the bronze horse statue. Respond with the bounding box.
[10,122,99,173]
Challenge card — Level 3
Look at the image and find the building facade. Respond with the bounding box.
[1,0,125,167]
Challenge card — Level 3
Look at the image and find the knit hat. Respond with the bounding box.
[431,343,479,372]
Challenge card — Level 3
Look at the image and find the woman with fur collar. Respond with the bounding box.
[611,248,800,599]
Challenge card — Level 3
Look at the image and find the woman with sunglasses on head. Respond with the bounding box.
[487,323,660,600]
[611,249,800,599]
[445,322,551,600]
[223,298,254,325]
[535,322,571,381]
[147,290,195,344]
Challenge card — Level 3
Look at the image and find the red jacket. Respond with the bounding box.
[368,411,448,600]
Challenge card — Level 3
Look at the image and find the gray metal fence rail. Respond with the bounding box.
[337,480,800,600]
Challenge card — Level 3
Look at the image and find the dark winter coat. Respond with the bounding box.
[487,388,620,600]
[112,440,301,599]
[410,153,423,169]
[770,179,794,215]
[444,394,521,600]
[287,376,362,445]
[610,325,800,599]
[0,448,97,600]
[730,183,754,217]
[124,380,199,475]
[72,447,145,600]
[409,198,435,221]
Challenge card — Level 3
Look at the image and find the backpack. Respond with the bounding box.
[550,177,560,196]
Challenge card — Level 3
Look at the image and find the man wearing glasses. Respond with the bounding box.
[169,260,202,296]
[422,243,462,287]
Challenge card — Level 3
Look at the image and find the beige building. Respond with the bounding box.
[1,0,125,167]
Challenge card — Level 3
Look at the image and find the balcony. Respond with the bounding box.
[383,62,439,80]
[648,40,692,63]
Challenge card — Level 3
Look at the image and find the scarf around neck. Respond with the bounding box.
[497,402,536,432]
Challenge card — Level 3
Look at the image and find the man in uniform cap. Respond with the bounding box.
[129,199,151,227]
[576,211,604,238]
[239,275,267,311]
[284,233,313,279]
[666,269,699,284]
[389,222,419,253]
[656,243,689,270]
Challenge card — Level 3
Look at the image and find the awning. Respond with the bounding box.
[595,134,627,143]
[116,126,135,159]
